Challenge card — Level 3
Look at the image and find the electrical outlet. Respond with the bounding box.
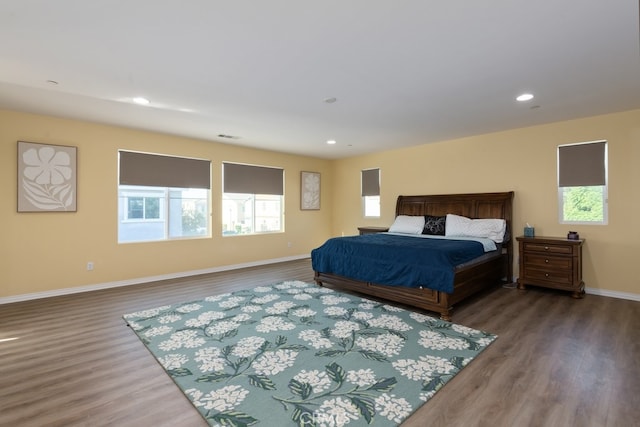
[87,262,94,271]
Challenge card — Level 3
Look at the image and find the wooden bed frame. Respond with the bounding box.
[314,191,514,321]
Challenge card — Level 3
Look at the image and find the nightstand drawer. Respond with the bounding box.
[524,268,573,285]
[522,242,573,255]
[523,254,572,270]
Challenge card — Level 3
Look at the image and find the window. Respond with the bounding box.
[118,151,211,243]
[362,168,380,217]
[127,196,160,220]
[222,162,284,235]
[557,141,607,224]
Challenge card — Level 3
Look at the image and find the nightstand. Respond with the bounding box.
[357,226,389,235]
[516,236,585,298]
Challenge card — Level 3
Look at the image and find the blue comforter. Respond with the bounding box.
[311,233,486,293]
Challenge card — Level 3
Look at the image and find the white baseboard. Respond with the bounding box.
[0,254,311,305]
[585,287,640,302]
[510,276,640,302]
[4,262,637,305]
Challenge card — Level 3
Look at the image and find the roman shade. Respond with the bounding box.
[119,151,211,189]
[223,162,284,195]
[361,168,380,196]
[558,141,606,187]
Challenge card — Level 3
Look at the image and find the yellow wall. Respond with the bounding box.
[0,109,332,298]
[331,109,640,295]
[2,108,638,299]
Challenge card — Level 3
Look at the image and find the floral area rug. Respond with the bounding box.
[124,281,497,427]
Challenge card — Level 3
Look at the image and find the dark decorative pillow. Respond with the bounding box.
[423,215,446,235]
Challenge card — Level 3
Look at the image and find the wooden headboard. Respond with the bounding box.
[395,191,515,281]
[395,192,514,221]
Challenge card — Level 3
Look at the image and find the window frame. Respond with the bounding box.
[557,141,608,225]
[118,150,211,243]
[121,188,165,222]
[118,185,210,243]
[222,162,285,236]
[361,168,381,218]
[557,185,608,225]
[363,195,381,218]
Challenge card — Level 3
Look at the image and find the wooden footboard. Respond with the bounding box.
[314,270,453,320]
[314,254,504,321]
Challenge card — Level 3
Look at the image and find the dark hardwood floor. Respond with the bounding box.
[1,258,638,426]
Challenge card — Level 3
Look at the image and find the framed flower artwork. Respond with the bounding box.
[17,141,77,212]
[300,171,320,210]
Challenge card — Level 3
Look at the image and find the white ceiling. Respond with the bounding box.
[1,1,639,159]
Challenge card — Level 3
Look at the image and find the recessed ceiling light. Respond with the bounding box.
[323,97,337,104]
[326,139,337,145]
[133,97,150,105]
[516,93,534,102]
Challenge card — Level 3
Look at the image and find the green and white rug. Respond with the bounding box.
[124,281,496,426]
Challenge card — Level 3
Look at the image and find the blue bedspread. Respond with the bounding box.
[311,233,486,293]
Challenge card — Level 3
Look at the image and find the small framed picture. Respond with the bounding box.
[300,171,320,210]
[17,141,77,212]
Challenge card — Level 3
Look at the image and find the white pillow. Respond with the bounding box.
[445,214,507,243]
[388,215,425,235]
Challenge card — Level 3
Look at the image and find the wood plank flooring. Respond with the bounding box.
[1,258,638,427]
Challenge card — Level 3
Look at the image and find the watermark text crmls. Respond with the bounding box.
[300,411,351,425]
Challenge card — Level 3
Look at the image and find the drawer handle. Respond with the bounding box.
[545,259,549,263]
[544,246,549,250]
[545,273,549,277]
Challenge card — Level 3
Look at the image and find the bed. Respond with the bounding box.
[312,191,514,320]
